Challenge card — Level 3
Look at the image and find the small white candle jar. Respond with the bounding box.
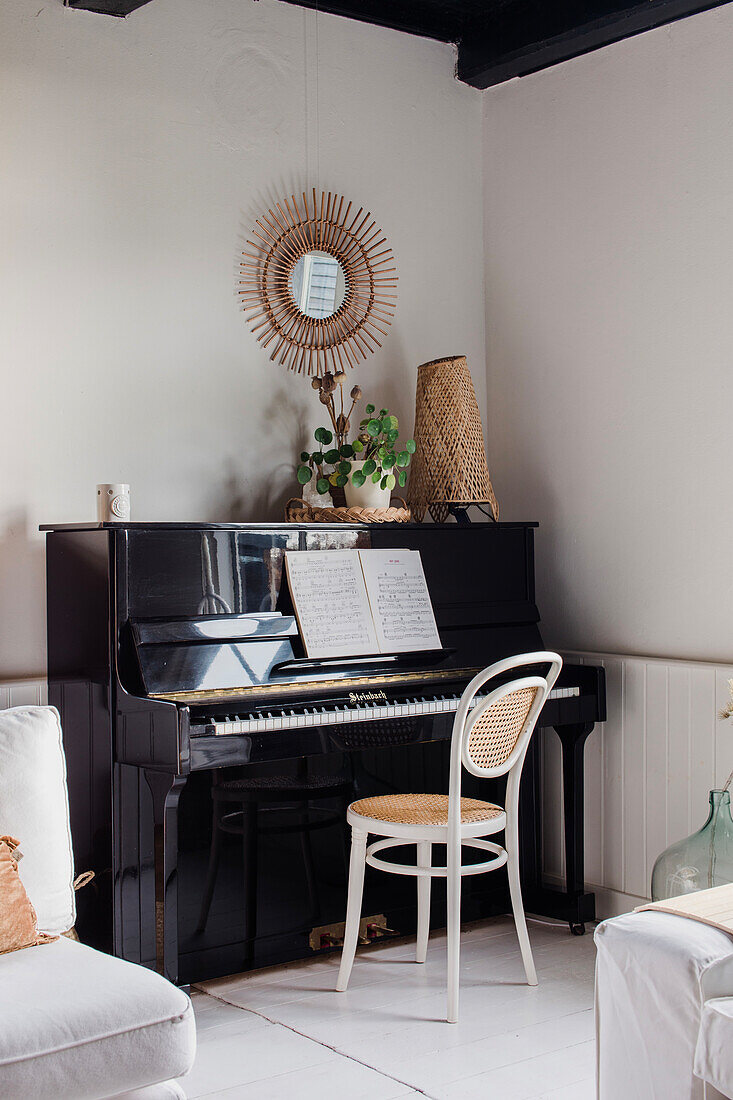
[97,484,130,522]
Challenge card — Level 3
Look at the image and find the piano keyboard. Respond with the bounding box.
[198,686,580,737]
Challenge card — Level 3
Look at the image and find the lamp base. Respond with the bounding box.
[446,503,497,525]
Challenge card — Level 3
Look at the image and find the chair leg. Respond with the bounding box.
[446,838,462,1023]
[507,834,537,987]
[336,827,368,992]
[416,841,432,963]
[196,801,223,934]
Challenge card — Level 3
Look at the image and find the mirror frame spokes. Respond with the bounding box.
[239,189,398,377]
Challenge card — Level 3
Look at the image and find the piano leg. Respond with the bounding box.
[521,722,597,932]
[144,770,187,984]
[553,722,596,934]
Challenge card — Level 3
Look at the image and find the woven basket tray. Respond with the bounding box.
[285,497,412,524]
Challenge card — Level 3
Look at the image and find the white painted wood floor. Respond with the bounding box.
[186,915,596,1099]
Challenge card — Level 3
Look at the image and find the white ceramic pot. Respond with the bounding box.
[344,461,391,510]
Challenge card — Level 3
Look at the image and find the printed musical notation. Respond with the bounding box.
[359,550,441,654]
[284,550,378,658]
[284,548,440,658]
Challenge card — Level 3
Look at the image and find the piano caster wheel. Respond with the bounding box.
[570,922,586,936]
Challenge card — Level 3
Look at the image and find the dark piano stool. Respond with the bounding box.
[195,768,353,956]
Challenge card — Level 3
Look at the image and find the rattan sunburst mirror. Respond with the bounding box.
[239,189,397,377]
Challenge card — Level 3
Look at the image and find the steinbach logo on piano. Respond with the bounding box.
[349,690,388,705]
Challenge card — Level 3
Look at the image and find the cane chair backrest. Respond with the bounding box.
[465,685,539,772]
[451,653,562,784]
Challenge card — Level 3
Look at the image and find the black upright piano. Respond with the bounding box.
[43,521,605,985]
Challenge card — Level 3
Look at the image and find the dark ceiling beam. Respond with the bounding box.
[65,0,151,15]
[459,0,733,88]
[275,0,464,43]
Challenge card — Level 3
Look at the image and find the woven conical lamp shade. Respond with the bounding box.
[407,355,499,523]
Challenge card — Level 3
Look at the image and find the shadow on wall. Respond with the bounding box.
[209,383,310,522]
[0,511,46,680]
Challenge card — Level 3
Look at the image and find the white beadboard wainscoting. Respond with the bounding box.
[543,652,733,918]
[0,679,47,709]
[4,658,733,921]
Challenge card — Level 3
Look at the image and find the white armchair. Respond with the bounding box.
[0,705,196,1099]
[595,910,733,1100]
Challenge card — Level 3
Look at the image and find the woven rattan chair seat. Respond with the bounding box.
[349,792,503,828]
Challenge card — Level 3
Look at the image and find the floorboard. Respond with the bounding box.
[189,915,597,1099]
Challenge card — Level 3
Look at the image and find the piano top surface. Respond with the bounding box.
[40,521,539,531]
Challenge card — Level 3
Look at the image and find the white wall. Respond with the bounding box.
[0,0,484,678]
[482,5,733,664]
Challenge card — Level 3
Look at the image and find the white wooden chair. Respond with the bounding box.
[336,651,562,1023]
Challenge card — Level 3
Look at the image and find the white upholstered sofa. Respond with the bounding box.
[0,705,196,1099]
[596,910,733,1100]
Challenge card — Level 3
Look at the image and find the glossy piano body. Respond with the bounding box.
[44,521,605,984]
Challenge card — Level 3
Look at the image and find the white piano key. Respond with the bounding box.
[204,681,582,738]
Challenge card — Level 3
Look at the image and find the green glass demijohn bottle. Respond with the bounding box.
[651,789,733,901]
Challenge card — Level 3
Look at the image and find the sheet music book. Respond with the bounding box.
[283,548,441,659]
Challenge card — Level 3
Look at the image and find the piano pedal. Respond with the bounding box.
[365,920,399,941]
[309,913,399,953]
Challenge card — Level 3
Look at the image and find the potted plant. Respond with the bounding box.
[296,383,415,510]
[345,404,415,508]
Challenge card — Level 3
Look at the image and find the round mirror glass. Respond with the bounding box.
[290,251,347,319]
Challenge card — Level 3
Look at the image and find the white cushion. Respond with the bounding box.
[0,936,195,1099]
[0,706,75,935]
[595,911,733,1100]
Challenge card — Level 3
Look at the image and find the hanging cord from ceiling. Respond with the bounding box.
[303,0,321,191]
[314,0,320,192]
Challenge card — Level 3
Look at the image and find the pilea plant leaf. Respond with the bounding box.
[300,401,410,500]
